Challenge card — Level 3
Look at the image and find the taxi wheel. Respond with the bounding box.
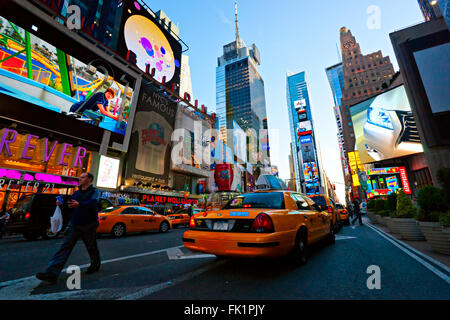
[292,231,308,266]
[159,221,170,233]
[111,223,126,238]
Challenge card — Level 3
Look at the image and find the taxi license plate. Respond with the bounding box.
[213,221,228,231]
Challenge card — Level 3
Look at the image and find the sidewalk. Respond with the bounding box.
[366,218,450,268]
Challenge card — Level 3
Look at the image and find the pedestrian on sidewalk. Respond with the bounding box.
[36,172,101,283]
[0,211,10,239]
[351,199,363,226]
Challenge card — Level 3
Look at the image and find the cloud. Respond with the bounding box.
[218,10,233,25]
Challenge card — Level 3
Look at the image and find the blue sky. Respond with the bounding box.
[144,0,424,202]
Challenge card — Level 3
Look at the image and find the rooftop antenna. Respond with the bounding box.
[235,0,240,51]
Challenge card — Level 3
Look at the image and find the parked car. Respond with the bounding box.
[183,190,334,264]
[97,205,171,237]
[7,193,113,241]
[307,194,341,233]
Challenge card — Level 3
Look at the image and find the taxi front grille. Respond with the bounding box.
[192,219,255,233]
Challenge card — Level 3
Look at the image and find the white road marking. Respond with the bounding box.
[117,260,227,300]
[0,244,185,298]
[335,235,357,240]
[167,248,216,260]
[366,223,450,284]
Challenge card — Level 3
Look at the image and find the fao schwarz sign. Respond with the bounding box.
[0,129,88,167]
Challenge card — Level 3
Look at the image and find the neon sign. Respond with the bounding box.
[0,129,87,168]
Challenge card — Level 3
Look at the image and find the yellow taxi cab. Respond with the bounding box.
[183,179,335,265]
[335,203,350,225]
[97,205,172,237]
[307,194,341,232]
[167,213,190,228]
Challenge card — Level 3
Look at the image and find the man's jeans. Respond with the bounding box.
[351,213,363,226]
[46,222,100,277]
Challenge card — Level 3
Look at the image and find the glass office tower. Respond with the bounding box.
[216,39,269,167]
[286,71,321,194]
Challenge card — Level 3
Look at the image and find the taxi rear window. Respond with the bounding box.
[223,192,285,209]
[309,196,326,206]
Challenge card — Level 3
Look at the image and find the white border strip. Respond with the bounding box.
[366,223,450,284]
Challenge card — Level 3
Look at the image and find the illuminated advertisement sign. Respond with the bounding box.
[399,167,411,194]
[303,162,318,182]
[300,135,312,145]
[118,1,182,87]
[0,15,134,136]
[297,121,312,136]
[301,143,315,163]
[367,167,400,175]
[350,85,423,164]
[294,99,306,111]
[30,1,182,89]
[97,155,120,189]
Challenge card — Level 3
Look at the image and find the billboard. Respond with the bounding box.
[126,80,176,185]
[303,162,318,182]
[300,142,315,163]
[297,121,312,136]
[300,135,312,145]
[294,99,306,111]
[97,155,120,189]
[117,1,182,88]
[30,1,182,88]
[350,85,423,164]
[0,15,134,136]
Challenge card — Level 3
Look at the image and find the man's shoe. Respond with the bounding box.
[36,272,57,282]
[85,263,100,274]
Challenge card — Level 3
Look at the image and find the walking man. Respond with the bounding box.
[351,199,363,226]
[36,172,101,283]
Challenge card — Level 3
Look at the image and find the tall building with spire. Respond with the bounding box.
[216,1,270,168]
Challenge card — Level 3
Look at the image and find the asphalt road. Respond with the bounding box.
[0,217,449,300]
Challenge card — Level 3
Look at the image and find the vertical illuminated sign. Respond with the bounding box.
[399,167,411,194]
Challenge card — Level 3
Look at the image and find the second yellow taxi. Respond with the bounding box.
[183,187,335,265]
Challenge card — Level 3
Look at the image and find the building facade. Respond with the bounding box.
[390,17,450,188]
[418,0,450,27]
[286,71,322,194]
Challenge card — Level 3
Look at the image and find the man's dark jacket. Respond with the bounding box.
[69,185,100,226]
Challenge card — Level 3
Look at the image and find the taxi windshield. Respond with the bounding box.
[223,192,285,209]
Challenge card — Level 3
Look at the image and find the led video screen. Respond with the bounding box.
[0,15,134,135]
[350,85,423,164]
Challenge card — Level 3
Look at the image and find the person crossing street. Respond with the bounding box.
[36,172,101,283]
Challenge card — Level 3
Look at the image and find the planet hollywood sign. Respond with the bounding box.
[141,194,198,205]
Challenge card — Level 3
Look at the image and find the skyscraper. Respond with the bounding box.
[418,0,450,27]
[216,1,269,168]
[286,71,322,194]
[339,27,395,154]
[325,62,349,180]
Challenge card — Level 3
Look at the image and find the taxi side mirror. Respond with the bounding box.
[319,205,328,212]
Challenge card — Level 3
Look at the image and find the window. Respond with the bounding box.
[291,194,312,210]
[223,192,285,209]
[122,207,139,215]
